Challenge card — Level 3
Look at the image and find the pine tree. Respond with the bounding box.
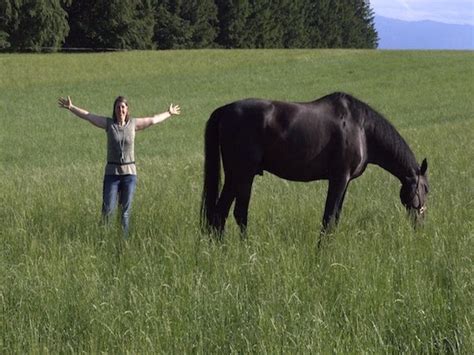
[154,0,193,49]
[63,0,93,48]
[358,0,378,48]
[216,0,310,49]
[0,31,8,49]
[215,0,251,48]
[1,0,379,51]
[245,0,281,48]
[1,0,70,51]
[182,0,218,48]
[0,0,13,49]
[305,0,378,48]
[64,0,155,50]
[154,0,217,49]
[278,0,310,48]
[307,0,344,48]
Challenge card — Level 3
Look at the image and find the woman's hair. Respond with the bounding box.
[112,96,130,122]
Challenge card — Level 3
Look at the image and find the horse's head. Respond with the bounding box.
[400,158,429,225]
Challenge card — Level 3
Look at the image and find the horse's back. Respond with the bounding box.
[210,92,365,142]
[211,98,328,131]
[211,98,274,123]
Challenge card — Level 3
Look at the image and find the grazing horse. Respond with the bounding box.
[200,92,429,239]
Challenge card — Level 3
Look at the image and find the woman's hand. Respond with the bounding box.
[168,104,181,116]
[58,96,72,110]
[135,104,182,131]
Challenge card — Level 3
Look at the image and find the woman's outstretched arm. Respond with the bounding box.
[135,104,181,131]
[58,96,107,129]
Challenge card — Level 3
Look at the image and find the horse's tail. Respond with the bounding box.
[200,110,222,232]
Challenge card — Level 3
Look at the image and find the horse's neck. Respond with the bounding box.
[365,123,418,183]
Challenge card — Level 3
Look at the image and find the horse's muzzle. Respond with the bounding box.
[408,206,426,227]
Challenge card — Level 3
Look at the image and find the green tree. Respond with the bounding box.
[355,0,378,48]
[335,0,378,48]
[215,0,310,49]
[0,0,378,51]
[0,0,11,49]
[305,0,378,48]
[183,0,218,47]
[306,0,341,48]
[0,0,70,51]
[0,31,8,49]
[215,0,251,48]
[64,0,155,50]
[154,0,217,49]
[244,0,281,48]
[278,0,310,48]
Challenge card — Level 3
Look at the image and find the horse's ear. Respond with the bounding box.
[420,158,428,175]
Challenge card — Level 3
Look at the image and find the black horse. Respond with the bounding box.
[201,92,429,239]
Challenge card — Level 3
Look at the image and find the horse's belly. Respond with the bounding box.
[263,159,330,182]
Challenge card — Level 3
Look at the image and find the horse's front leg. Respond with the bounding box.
[320,175,350,233]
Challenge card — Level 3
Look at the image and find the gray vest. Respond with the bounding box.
[105,118,137,175]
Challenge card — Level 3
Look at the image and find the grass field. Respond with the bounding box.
[0,49,473,353]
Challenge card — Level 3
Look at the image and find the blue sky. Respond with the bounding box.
[371,0,474,25]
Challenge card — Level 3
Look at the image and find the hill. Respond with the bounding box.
[375,15,474,50]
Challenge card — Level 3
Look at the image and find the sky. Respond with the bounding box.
[370,0,474,25]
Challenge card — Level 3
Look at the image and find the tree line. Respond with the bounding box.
[0,0,378,51]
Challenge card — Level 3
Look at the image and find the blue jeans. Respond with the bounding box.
[102,174,137,236]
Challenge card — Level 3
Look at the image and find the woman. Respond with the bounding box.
[58,95,181,236]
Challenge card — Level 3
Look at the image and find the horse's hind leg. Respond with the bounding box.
[214,178,236,236]
[233,175,255,237]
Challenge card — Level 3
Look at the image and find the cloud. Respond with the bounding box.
[399,0,412,12]
[370,0,474,25]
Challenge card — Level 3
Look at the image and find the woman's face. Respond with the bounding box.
[115,101,128,121]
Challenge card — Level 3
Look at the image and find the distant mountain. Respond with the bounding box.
[375,16,474,50]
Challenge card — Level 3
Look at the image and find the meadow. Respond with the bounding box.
[0,49,473,353]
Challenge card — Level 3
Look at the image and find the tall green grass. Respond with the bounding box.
[0,50,473,353]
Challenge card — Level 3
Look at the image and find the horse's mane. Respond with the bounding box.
[330,92,418,174]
